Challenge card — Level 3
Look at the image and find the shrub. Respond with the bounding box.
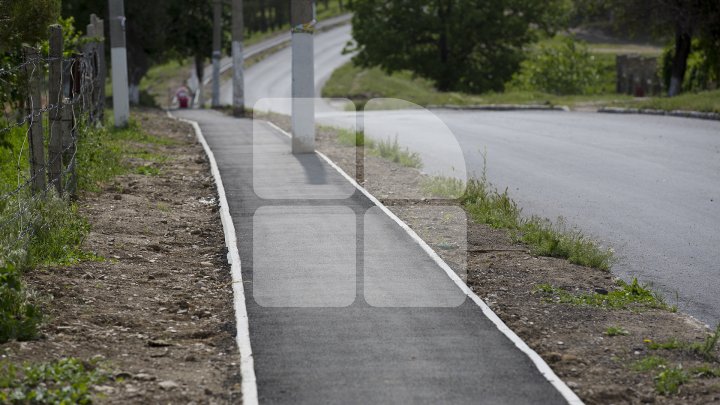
[509,36,605,95]
[660,38,719,93]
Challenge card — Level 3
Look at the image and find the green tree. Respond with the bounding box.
[62,0,171,104]
[603,0,720,96]
[349,0,571,93]
[0,0,60,51]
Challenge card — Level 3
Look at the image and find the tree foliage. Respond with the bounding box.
[349,0,571,93]
[580,0,720,95]
[0,0,60,52]
[509,37,604,95]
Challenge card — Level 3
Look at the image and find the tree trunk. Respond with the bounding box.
[668,27,692,97]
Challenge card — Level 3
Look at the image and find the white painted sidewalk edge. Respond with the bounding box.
[168,111,258,405]
[266,121,584,405]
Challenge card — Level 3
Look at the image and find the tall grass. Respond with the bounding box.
[422,168,615,271]
[334,128,423,168]
[0,114,169,343]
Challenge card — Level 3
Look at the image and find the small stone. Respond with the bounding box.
[545,352,562,363]
[184,354,198,362]
[158,380,179,390]
[200,261,212,267]
[134,373,156,381]
[114,195,122,200]
[561,354,579,362]
[566,381,580,389]
[148,339,173,347]
[94,385,115,394]
[557,341,564,345]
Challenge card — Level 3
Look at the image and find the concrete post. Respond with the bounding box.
[48,24,64,195]
[212,0,222,108]
[232,0,245,116]
[291,0,316,154]
[108,0,129,127]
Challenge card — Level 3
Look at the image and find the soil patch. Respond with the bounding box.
[1,109,242,403]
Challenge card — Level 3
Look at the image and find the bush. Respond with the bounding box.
[0,263,42,344]
[509,36,606,95]
[660,39,719,93]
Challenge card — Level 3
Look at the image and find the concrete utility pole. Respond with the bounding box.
[232,0,244,116]
[108,0,129,127]
[212,0,222,108]
[291,0,316,154]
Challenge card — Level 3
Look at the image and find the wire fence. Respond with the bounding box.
[1,19,106,266]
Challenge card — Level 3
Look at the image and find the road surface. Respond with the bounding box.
[221,24,720,326]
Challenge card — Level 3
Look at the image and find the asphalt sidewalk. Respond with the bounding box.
[174,109,575,404]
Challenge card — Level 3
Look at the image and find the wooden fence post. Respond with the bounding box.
[61,103,77,198]
[91,14,106,124]
[22,46,47,195]
[48,24,64,195]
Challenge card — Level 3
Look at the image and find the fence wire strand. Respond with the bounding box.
[1,46,100,262]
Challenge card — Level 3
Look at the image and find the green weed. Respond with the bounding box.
[654,366,689,395]
[136,165,160,176]
[647,325,720,360]
[518,217,614,271]
[632,355,667,372]
[0,263,42,344]
[371,137,422,168]
[605,326,630,336]
[647,338,684,351]
[460,172,614,270]
[691,364,720,378]
[533,278,670,310]
[0,357,109,403]
[335,128,374,147]
[420,176,466,199]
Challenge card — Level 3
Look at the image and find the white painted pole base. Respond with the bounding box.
[111,47,130,127]
[291,32,315,154]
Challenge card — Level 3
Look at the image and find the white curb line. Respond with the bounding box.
[266,120,584,405]
[168,111,258,405]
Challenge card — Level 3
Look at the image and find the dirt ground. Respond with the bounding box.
[1,110,241,403]
[257,115,720,405]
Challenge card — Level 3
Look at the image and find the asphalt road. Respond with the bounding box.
[222,25,720,326]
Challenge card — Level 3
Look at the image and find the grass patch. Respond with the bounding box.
[0,263,42,344]
[647,325,720,361]
[654,366,689,395]
[459,173,615,270]
[691,364,720,378]
[331,128,422,168]
[520,217,614,270]
[533,278,671,310]
[618,89,720,114]
[371,137,422,168]
[322,61,634,110]
[136,165,160,176]
[632,355,668,372]
[334,127,373,147]
[420,176,467,199]
[1,112,168,343]
[0,357,109,403]
[605,326,630,336]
